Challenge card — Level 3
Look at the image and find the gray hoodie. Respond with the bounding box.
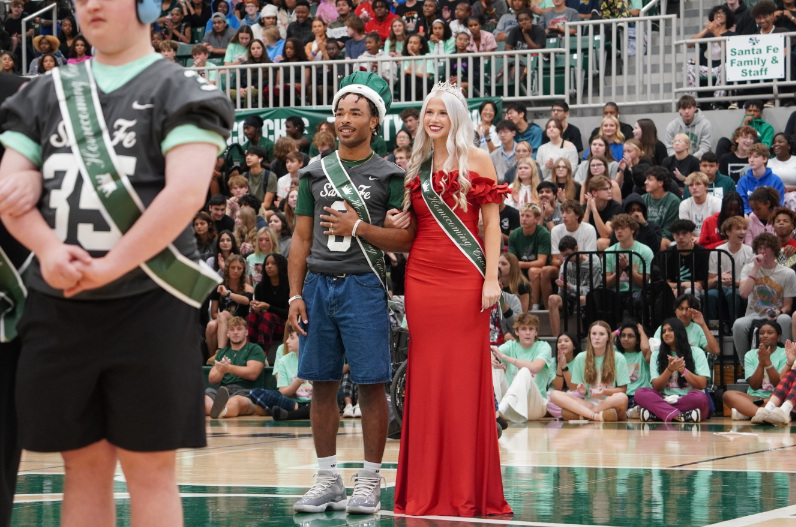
[664,110,713,159]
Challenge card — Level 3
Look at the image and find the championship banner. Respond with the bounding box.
[726,34,785,82]
[228,98,503,152]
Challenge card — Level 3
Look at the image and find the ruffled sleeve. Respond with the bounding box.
[468,175,509,205]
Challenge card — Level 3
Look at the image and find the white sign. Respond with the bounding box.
[726,34,785,82]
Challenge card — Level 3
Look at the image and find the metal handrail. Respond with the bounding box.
[21,3,57,77]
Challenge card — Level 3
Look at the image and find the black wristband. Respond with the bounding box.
[561,366,569,372]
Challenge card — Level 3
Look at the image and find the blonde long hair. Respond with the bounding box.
[510,157,540,205]
[553,157,577,201]
[601,115,625,143]
[584,320,617,386]
[403,89,473,211]
[235,207,258,247]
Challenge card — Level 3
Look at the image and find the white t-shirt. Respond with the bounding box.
[277,174,294,199]
[741,262,796,316]
[536,141,580,182]
[678,195,721,237]
[709,243,754,281]
[768,156,796,188]
[550,222,597,255]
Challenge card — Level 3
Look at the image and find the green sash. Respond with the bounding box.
[320,152,386,288]
[0,247,30,343]
[51,62,221,308]
[418,156,486,278]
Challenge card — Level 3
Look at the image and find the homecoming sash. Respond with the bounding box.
[418,156,487,278]
[321,152,387,289]
[0,247,31,343]
[51,63,221,308]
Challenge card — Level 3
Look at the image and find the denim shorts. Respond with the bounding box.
[297,271,392,385]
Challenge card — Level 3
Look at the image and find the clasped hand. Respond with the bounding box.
[667,355,685,373]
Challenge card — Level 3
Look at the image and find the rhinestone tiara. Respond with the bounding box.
[430,81,467,104]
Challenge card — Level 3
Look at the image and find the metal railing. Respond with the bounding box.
[21,3,57,77]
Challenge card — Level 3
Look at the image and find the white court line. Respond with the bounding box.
[14,493,304,504]
[289,463,796,474]
[380,510,620,527]
[703,504,796,526]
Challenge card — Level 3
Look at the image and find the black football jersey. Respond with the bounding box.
[0,59,235,300]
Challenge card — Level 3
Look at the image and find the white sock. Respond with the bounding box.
[220,407,228,418]
[766,401,777,411]
[498,400,509,416]
[363,461,382,473]
[318,455,338,474]
[782,401,794,414]
[531,304,540,310]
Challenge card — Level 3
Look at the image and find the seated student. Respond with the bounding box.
[270,136,310,178]
[661,134,701,192]
[205,316,267,419]
[748,339,796,425]
[234,207,259,257]
[744,186,782,245]
[683,152,736,201]
[642,166,681,242]
[547,332,583,419]
[247,228,280,285]
[718,125,755,183]
[276,152,302,206]
[538,181,563,232]
[541,100,583,152]
[664,95,712,159]
[551,158,581,203]
[724,320,790,421]
[574,136,620,185]
[679,172,721,238]
[617,139,652,197]
[615,321,652,418]
[226,175,250,219]
[308,131,336,165]
[733,233,796,363]
[209,193,236,234]
[392,145,411,171]
[700,191,745,249]
[707,216,753,322]
[491,314,554,422]
[654,293,720,356]
[243,146,278,209]
[269,211,293,256]
[505,156,541,209]
[206,254,255,350]
[499,194,521,246]
[775,208,796,270]
[248,325,313,421]
[239,194,268,230]
[508,204,552,310]
[549,321,630,422]
[536,118,579,182]
[579,156,622,204]
[547,235,603,337]
[738,143,786,214]
[191,44,219,84]
[739,99,775,148]
[609,194,665,254]
[583,175,622,252]
[490,268,523,346]
[769,133,796,209]
[506,102,542,155]
[500,253,531,313]
[247,253,290,352]
[604,214,655,314]
[490,119,518,183]
[359,31,394,82]
[159,40,179,63]
[662,220,711,302]
[635,318,711,423]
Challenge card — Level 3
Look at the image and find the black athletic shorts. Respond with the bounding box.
[16,288,207,453]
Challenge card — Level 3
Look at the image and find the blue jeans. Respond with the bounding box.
[707,287,746,322]
[298,272,392,385]
[248,389,307,411]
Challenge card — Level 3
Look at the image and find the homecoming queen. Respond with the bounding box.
[393,82,513,516]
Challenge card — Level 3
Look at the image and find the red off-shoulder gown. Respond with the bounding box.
[394,171,513,517]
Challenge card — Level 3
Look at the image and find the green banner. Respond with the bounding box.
[228,98,502,153]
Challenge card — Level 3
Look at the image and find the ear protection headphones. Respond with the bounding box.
[71,0,161,25]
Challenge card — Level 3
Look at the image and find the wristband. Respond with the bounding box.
[288,295,303,305]
[561,366,569,372]
[352,219,363,237]
[684,368,690,376]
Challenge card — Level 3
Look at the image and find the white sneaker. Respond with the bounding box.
[732,408,751,421]
[751,407,770,424]
[353,404,362,418]
[626,405,640,419]
[343,404,354,418]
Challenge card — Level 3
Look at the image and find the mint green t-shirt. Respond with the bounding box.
[744,347,788,399]
[604,241,654,292]
[498,340,554,393]
[276,352,313,402]
[654,322,708,353]
[649,346,711,396]
[621,351,650,396]
[570,351,630,399]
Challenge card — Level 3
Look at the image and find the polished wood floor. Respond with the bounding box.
[12,417,796,526]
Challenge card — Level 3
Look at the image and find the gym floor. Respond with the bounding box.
[10,417,796,527]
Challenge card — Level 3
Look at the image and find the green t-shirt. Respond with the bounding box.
[744,346,788,399]
[498,340,554,393]
[214,342,266,389]
[273,343,287,378]
[243,136,276,162]
[224,42,249,64]
[508,226,551,270]
[621,351,650,396]
[642,191,681,240]
[570,350,630,399]
[649,346,710,396]
[603,241,654,292]
[276,351,313,402]
[654,322,708,352]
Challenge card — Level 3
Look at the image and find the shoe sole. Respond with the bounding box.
[347,502,381,514]
[601,409,618,422]
[294,499,349,513]
[561,409,581,421]
[209,387,230,419]
[764,416,789,426]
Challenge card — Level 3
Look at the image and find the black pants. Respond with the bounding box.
[0,338,20,527]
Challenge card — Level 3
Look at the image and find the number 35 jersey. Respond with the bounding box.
[0,57,235,300]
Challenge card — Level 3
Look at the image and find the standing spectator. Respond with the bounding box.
[726,0,755,34]
[396,0,421,33]
[632,118,668,166]
[476,100,500,153]
[305,18,329,60]
[719,125,755,183]
[385,17,408,55]
[247,227,280,285]
[194,211,219,262]
[504,9,546,50]
[642,166,681,241]
[733,233,796,362]
[588,103,634,145]
[767,133,796,209]
[540,0,579,36]
[708,216,752,321]
[506,102,542,156]
[661,134,701,191]
[584,175,623,251]
[737,143,786,214]
[466,17,498,52]
[365,0,398,43]
[344,14,366,58]
[679,172,721,237]
[509,203,552,309]
[536,118,579,182]
[269,211,293,255]
[204,12,237,57]
[243,146,278,208]
[664,95,713,158]
[542,100,583,152]
[575,136,619,184]
[490,119,518,183]
[683,152,736,200]
[547,236,602,336]
[248,253,290,351]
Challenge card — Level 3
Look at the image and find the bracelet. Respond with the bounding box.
[556,374,564,378]
[352,219,363,237]
[288,295,303,305]
[562,366,569,372]
[684,368,690,376]
[748,275,757,280]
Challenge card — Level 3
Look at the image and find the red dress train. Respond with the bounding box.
[394,171,513,517]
